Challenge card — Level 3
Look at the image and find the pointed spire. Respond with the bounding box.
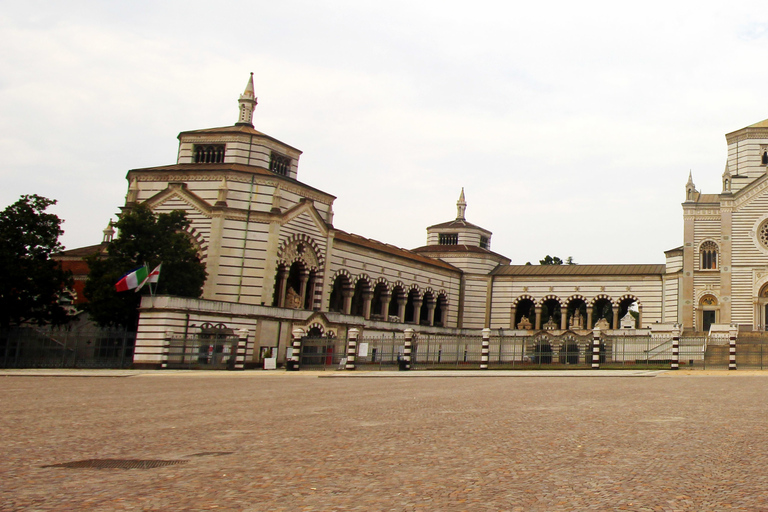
[456,187,467,220]
[236,72,257,127]
[685,171,698,202]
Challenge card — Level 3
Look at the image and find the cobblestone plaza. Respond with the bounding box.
[3,371,768,511]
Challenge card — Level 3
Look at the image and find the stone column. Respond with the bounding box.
[289,328,304,371]
[277,267,289,307]
[412,297,423,324]
[380,291,391,319]
[396,293,407,322]
[342,286,353,315]
[480,328,491,370]
[671,324,680,370]
[362,290,374,320]
[403,328,414,370]
[534,306,542,330]
[511,305,517,329]
[637,305,643,329]
[560,309,568,330]
[729,325,737,370]
[612,305,619,330]
[298,269,310,309]
[587,308,593,330]
[592,327,601,369]
[345,328,359,370]
[426,298,437,326]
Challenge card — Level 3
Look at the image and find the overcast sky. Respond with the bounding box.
[2,1,768,265]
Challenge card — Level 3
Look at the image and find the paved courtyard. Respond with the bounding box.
[3,370,768,511]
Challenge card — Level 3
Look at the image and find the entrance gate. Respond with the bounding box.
[166,323,239,370]
[299,336,345,370]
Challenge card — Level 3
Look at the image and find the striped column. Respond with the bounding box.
[161,331,173,369]
[480,328,491,370]
[234,328,249,371]
[290,328,305,371]
[729,326,737,371]
[345,328,359,370]
[403,328,414,371]
[591,327,601,369]
[671,326,680,370]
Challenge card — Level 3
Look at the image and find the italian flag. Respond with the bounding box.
[115,266,148,292]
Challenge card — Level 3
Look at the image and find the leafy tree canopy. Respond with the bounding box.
[84,204,207,329]
[525,255,577,265]
[0,194,73,328]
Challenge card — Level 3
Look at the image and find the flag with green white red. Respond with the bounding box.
[115,266,148,292]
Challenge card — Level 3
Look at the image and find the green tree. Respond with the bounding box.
[0,195,73,328]
[84,204,207,329]
[540,255,564,265]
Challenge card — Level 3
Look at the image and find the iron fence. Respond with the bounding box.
[0,326,135,369]
[165,333,240,370]
[299,336,346,370]
[356,334,402,370]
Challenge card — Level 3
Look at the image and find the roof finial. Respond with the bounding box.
[236,72,257,127]
[457,187,467,220]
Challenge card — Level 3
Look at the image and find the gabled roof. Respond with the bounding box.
[54,243,108,259]
[491,264,665,277]
[695,194,720,204]
[748,118,768,129]
[333,231,458,272]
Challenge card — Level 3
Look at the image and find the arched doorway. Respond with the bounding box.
[513,298,535,329]
[566,298,588,330]
[540,298,561,330]
[328,274,351,313]
[532,336,552,364]
[559,338,580,364]
[591,298,613,329]
[618,297,638,328]
[759,284,768,331]
[699,294,718,332]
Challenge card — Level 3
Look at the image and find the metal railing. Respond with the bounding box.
[0,326,135,369]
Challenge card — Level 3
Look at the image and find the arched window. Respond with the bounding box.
[700,241,719,270]
[194,144,225,163]
[762,151,768,165]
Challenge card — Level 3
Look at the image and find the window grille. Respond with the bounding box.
[439,233,458,245]
[480,236,490,249]
[270,153,291,176]
[193,144,225,163]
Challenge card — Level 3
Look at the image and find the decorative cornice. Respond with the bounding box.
[734,174,768,209]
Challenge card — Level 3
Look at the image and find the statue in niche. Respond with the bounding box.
[517,316,532,330]
[285,288,302,309]
[570,311,583,330]
[543,316,558,330]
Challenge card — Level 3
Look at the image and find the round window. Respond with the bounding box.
[759,219,768,249]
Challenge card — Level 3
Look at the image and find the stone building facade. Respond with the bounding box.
[114,75,768,367]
